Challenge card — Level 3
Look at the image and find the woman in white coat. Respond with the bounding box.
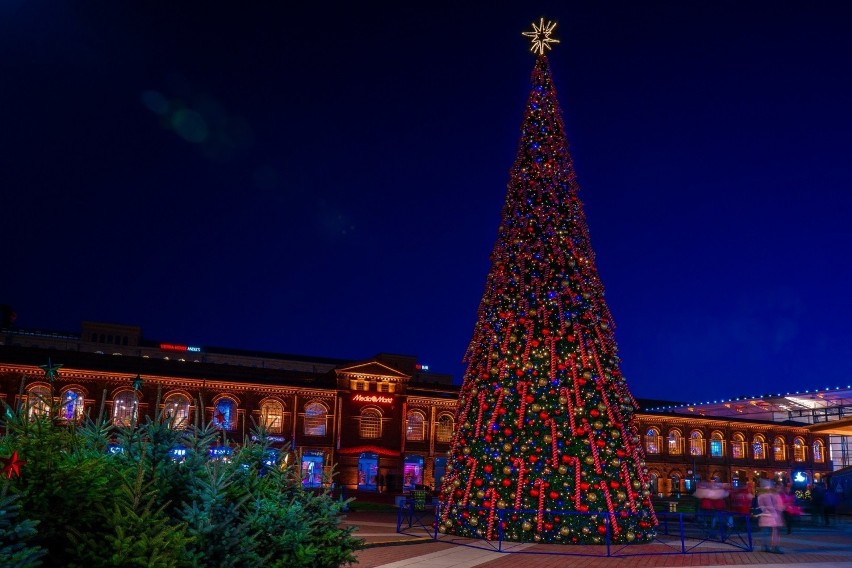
[756,481,785,554]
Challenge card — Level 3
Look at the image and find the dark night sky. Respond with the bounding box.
[2,1,851,404]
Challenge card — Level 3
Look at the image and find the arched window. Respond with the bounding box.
[304,402,327,436]
[406,410,426,441]
[26,385,51,419]
[689,430,704,456]
[163,393,191,429]
[710,431,725,457]
[113,390,138,427]
[648,471,659,494]
[61,388,85,422]
[667,429,683,455]
[360,408,382,439]
[792,437,806,462]
[213,398,236,430]
[645,427,661,454]
[731,432,746,459]
[773,436,786,461]
[813,439,825,463]
[260,400,284,434]
[753,434,766,460]
[436,414,454,443]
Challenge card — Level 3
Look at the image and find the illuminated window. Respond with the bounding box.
[753,435,766,460]
[645,428,661,454]
[710,431,724,457]
[360,408,382,439]
[406,410,426,441]
[436,414,454,443]
[689,430,704,456]
[350,379,368,391]
[304,402,327,436]
[112,391,138,427]
[61,388,85,422]
[731,433,745,459]
[260,400,284,434]
[667,430,683,455]
[378,382,394,393]
[26,385,51,419]
[773,437,786,461]
[813,440,825,463]
[213,398,236,430]
[792,438,805,462]
[163,393,191,429]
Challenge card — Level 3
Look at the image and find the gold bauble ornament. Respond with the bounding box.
[503,466,513,475]
[560,526,570,536]
[521,444,530,452]
[632,480,641,489]
[476,490,485,499]
[558,465,568,474]
[522,521,533,531]
[503,443,513,452]
[611,430,620,438]
[597,403,607,412]
[559,396,568,405]
[491,351,499,359]
[593,421,604,430]
[626,531,636,542]
[544,435,552,443]
[453,479,461,487]
[582,526,591,535]
[497,500,508,509]
[534,534,542,542]
[463,447,471,455]
[611,458,621,467]
[616,491,627,501]
[510,335,518,343]
[469,518,478,527]
[530,404,542,412]
[587,493,598,502]
[538,378,548,386]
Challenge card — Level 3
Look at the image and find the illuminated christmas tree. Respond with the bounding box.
[438,20,657,545]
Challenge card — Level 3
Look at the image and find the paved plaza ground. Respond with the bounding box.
[341,505,852,568]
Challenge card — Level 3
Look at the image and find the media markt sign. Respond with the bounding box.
[351,394,393,405]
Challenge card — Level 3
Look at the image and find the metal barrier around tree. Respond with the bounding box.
[396,501,754,557]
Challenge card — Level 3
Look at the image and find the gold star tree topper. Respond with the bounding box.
[522,18,560,55]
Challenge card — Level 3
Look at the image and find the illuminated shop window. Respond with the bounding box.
[406,410,426,441]
[731,433,746,459]
[773,436,786,461]
[26,385,51,419]
[113,391,138,427]
[360,408,382,439]
[436,414,454,443]
[689,430,704,456]
[645,428,661,454]
[792,438,806,462]
[61,389,85,422]
[710,431,725,457]
[260,400,284,434]
[304,402,327,436]
[813,439,825,463]
[753,435,766,460]
[667,429,683,456]
[213,398,236,430]
[163,393,191,429]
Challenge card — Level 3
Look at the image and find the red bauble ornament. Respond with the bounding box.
[579,482,590,491]
[484,464,493,473]
[474,479,483,487]
[503,427,513,436]
[530,489,540,497]
[597,525,607,535]
[549,491,559,499]
[502,478,512,487]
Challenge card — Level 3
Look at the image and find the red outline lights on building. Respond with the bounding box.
[351,394,393,405]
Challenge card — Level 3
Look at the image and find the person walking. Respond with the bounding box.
[757,480,786,554]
